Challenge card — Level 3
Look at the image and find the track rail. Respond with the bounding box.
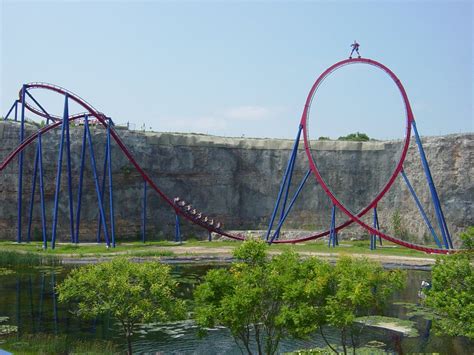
[0,78,454,252]
[301,58,451,254]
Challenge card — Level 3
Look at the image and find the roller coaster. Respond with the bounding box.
[0,58,456,253]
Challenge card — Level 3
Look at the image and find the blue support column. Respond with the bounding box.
[142,180,147,243]
[412,121,452,249]
[270,169,311,243]
[175,214,181,243]
[401,169,442,248]
[370,207,379,250]
[38,133,47,249]
[376,209,381,246]
[85,116,111,248]
[328,205,337,248]
[208,230,212,242]
[74,121,87,244]
[26,142,39,242]
[107,119,116,247]
[26,91,54,125]
[266,125,302,241]
[276,128,302,239]
[51,95,69,249]
[4,100,17,120]
[65,113,75,243]
[17,86,26,243]
[96,139,109,243]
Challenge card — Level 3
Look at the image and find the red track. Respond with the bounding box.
[0,75,453,253]
[301,58,451,254]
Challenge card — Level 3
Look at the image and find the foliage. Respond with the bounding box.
[2,334,117,354]
[195,241,329,355]
[232,238,267,266]
[57,258,186,354]
[0,250,58,267]
[425,254,474,339]
[194,241,406,355]
[323,257,406,353]
[318,136,331,141]
[460,226,474,250]
[337,132,370,142]
[391,209,409,240]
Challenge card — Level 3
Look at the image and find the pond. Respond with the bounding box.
[0,262,472,354]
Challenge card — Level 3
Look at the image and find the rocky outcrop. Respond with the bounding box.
[0,120,472,245]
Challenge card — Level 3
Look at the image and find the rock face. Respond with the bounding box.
[0,120,472,246]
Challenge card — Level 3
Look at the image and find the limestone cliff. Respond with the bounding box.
[0,120,472,245]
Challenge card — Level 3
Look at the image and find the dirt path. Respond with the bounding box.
[60,245,436,268]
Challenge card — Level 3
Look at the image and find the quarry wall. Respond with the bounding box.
[0,120,472,245]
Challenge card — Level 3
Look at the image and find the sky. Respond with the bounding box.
[1,0,473,140]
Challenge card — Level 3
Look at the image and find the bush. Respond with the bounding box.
[425,254,474,339]
[460,226,474,250]
[337,132,370,142]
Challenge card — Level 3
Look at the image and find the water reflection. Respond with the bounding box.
[0,265,472,354]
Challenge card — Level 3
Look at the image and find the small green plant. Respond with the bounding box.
[121,165,133,176]
[391,209,409,240]
[33,226,41,241]
[460,226,474,250]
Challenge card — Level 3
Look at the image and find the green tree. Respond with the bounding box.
[425,254,474,339]
[337,132,370,142]
[194,241,405,355]
[57,258,186,354]
[324,257,406,354]
[194,240,331,355]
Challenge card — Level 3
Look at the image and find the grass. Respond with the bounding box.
[0,250,59,267]
[1,334,118,354]
[0,238,438,261]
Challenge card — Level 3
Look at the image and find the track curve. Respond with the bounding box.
[0,78,454,252]
[301,58,450,254]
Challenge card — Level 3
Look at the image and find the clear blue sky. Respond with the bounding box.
[1,0,472,139]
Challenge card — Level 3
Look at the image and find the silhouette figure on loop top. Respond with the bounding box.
[349,40,361,59]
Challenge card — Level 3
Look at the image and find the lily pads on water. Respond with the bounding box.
[355,316,419,337]
[393,301,438,320]
[0,268,14,276]
[0,324,18,336]
[34,265,64,274]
